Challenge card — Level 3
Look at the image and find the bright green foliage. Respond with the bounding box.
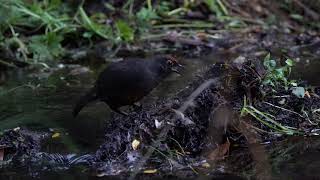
[137,7,159,23]
[0,0,34,32]
[11,0,73,33]
[115,20,134,42]
[262,54,305,97]
[156,1,171,15]
[28,32,64,62]
[262,54,295,90]
[204,0,228,17]
[0,0,235,66]
[0,0,74,64]
[77,7,113,40]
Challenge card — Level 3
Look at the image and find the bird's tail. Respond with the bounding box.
[73,86,98,117]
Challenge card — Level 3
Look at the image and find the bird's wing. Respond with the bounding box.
[98,61,156,93]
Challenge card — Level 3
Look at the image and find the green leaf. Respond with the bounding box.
[45,32,64,57]
[264,53,271,61]
[291,87,305,98]
[275,68,284,77]
[137,7,158,22]
[285,59,293,66]
[264,59,276,70]
[204,0,227,16]
[290,14,303,20]
[104,3,116,11]
[29,35,52,61]
[156,1,170,14]
[78,7,112,40]
[290,81,298,87]
[28,32,64,62]
[115,20,134,42]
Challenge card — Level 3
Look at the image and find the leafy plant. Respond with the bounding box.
[76,7,113,40]
[0,0,75,64]
[115,20,134,42]
[262,53,295,90]
[204,0,228,17]
[28,32,64,62]
[12,0,73,33]
[137,7,159,23]
[156,1,171,15]
[241,97,300,135]
[262,54,306,98]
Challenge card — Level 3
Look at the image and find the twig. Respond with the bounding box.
[179,78,221,113]
[272,95,291,98]
[0,59,17,68]
[239,120,271,134]
[263,102,304,118]
[167,7,188,16]
[223,0,251,18]
[301,110,318,125]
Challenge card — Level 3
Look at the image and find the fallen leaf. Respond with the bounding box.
[143,169,157,174]
[201,162,211,168]
[52,132,60,138]
[196,32,208,40]
[155,119,163,129]
[207,139,230,161]
[132,139,140,150]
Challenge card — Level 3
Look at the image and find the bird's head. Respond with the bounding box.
[153,55,184,76]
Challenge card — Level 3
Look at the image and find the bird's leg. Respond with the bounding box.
[110,106,128,116]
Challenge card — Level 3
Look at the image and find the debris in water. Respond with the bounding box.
[143,169,157,174]
[132,139,140,150]
[51,132,60,138]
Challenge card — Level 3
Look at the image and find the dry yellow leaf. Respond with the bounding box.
[143,169,157,174]
[207,140,230,161]
[201,162,211,168]
[131,139,140,150]
[52,132,60,138]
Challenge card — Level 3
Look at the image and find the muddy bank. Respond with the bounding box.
[0,63,230,177]
[1,54,320,179]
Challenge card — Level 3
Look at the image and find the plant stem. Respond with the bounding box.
[147,0,152,10]
[153,23,214,28]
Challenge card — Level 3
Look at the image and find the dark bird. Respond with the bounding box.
[73,55,183,117]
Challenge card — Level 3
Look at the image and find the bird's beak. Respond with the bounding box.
[171,64,184,74]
